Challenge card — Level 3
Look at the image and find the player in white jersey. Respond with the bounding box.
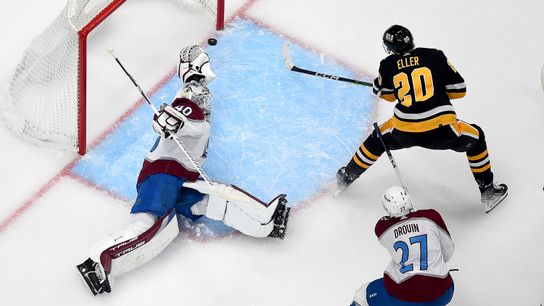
[76,45,290,295]
[350,186,454,306]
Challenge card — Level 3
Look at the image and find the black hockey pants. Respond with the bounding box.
[345,119,494,188]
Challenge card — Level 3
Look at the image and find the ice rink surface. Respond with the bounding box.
[1,0,544,305]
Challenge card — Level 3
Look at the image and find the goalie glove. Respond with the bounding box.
[152,104,187,138]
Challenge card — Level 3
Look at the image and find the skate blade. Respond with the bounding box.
[333,189,343,198]
[484,191,508,214]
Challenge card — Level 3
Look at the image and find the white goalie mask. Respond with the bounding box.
[381,186,415,218]
[178,45,216,86]
[177,81,213,116]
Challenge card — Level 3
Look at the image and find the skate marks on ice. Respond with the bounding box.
[71,18,374,238]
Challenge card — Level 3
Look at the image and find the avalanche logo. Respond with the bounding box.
[72,19,375,238]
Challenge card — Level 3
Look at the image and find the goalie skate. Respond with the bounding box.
[481,183,508,213]
[268,195,290,239]
[76,258,111,296]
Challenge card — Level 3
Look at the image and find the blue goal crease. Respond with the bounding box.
[71,18,374,236]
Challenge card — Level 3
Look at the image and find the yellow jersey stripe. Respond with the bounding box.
[447,92,466,99]
[392,114,458,133]
[380,93,396,102]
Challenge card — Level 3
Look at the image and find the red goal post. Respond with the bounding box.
[0,0,224,155]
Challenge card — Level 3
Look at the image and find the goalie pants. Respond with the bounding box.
[131,173,205,220]
[345,119,494,188]
[351,277,454,306]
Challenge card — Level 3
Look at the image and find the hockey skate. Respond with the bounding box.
[334,167,359,197]
[479,182,508,213]
[76,258,111,295]
[268,195,290,239]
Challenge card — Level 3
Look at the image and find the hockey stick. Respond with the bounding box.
[108,49,213,186]
[282,42,373,87]
[373,122,407,189]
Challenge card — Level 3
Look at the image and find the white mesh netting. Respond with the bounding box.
[0,0,119,151]
[0,0,221,153]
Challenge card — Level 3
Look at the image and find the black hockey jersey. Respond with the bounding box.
[373,48,466,133]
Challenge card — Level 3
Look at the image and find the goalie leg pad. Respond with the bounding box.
[184,180,281,221]
[88,212,157,265]
[100,209,179,279]
[81,208,178,295]
[183,181,287,238]
[221,196,276,238]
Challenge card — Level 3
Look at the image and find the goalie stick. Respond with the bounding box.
[282,42,373,87]
[108,49,212,186]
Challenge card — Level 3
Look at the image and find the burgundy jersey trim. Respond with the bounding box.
[375,209,450,238]
[171,98,205,121]
[384,272,453,302]
[100,208,176,274]
[137,159,199,185]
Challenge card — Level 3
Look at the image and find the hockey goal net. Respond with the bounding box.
[0,0,224,155]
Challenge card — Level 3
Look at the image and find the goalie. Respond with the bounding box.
[76,45,290,296]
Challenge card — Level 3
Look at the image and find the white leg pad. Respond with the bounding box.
[183,181,281,237]
[90,210,179,279]
[190,195,209,216]
[204,194,227,220]
[89,213,157,263]
[220,195,276,237]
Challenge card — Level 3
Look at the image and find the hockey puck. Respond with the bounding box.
[207,37,217,46]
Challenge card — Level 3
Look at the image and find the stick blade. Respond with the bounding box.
[282,42,294,70]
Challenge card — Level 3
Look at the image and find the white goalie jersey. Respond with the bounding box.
[137,97,210,184]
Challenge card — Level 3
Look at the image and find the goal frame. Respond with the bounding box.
[2,0,225,155]
[77,0,224,155]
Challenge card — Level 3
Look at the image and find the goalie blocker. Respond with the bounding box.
[77,181,290,295]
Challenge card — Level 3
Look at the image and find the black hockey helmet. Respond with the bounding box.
[382,25,414,55]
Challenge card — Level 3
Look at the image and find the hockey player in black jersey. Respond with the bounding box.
[336,25,507,213]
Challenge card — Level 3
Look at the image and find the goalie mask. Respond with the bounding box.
[177,81,213,116]
[381,186,414,218]
[178,45,216,86]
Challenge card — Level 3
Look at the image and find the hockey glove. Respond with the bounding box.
[152,104,186,138]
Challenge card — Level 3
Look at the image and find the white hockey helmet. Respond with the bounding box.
[177,80,213,116]
[178,45,216,85]
[381,186,414,218]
